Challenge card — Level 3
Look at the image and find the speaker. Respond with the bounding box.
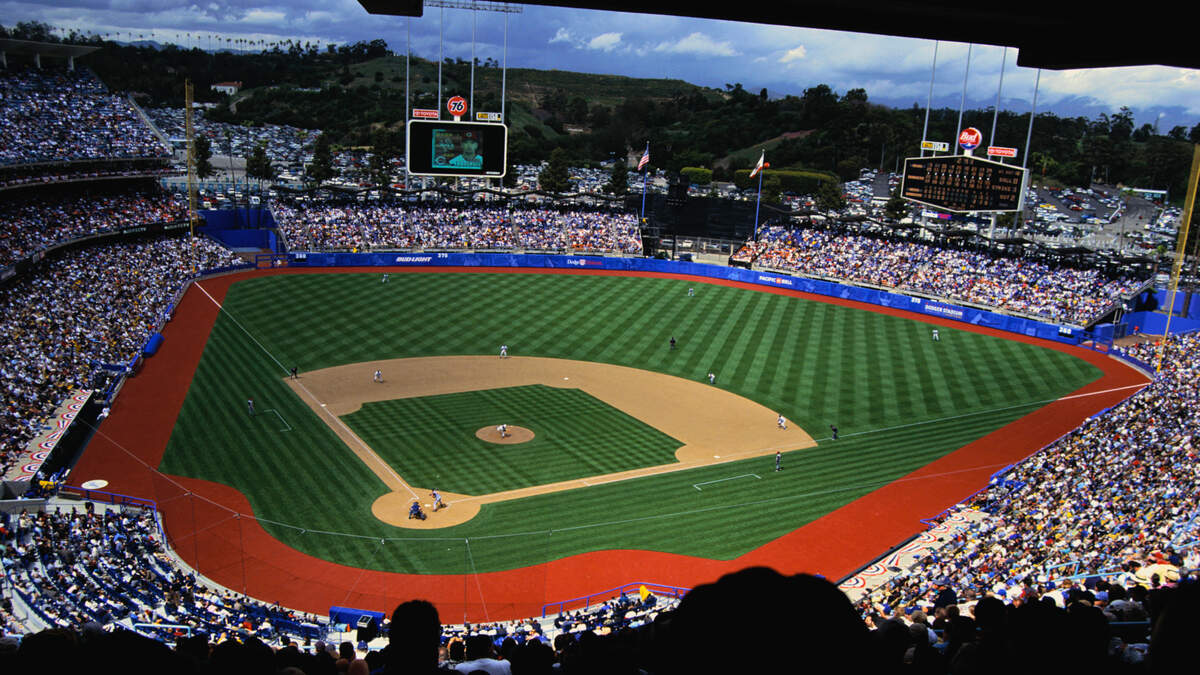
[666,174,690,207]
[356,615,377,642]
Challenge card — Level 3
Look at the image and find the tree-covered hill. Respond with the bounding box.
[3,20,1196,197]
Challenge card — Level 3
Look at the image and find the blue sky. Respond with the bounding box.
[6,1,1199,131]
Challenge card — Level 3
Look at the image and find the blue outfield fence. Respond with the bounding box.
[288,252,1095,347]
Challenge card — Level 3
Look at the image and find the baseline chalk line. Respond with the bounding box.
[694,473,761,491]
[263,409,291,432]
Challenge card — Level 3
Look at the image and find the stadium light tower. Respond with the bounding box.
[424,1,521,124]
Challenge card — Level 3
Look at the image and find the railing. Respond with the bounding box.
[541,582,690,618]
[133,622,192,638]
[58,485,157,510]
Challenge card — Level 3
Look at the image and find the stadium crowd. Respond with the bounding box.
[849,329,1200,670]
[274,202,643,254]
[0,188,186,268]
[734,224,1142,324]
[0,235,241,479]
[0,502,329,643]
[0,68,168,165]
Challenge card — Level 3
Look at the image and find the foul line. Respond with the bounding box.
[693,474,760,491]
[262,409,291,432]
[195,281,417,500]
[807,381,1150,444]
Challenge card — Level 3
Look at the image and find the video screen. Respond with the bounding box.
[407,120,507,178]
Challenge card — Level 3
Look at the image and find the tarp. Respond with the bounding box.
[142,332,165,357]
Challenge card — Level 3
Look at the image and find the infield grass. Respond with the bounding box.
[158,271,1103,573]
[342,385,682,494]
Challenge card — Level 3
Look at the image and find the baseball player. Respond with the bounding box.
[382,273,389,283]
[500,344,508,358]
[831,424,839,440]
[775,451,782,472]
[247,398,255,416]
[688,287,694,297]
[670,336,677,350]
[708,372,716,385]
[497,423,508,438]
[777,413,786,430]
[932,329,940,342]
[430,489,445,512]
[373,369,383,383]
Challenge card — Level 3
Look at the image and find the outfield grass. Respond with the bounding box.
[159,271,1102,573]
[342,385,682,494]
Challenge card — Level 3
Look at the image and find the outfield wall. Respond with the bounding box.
[289,251,1092,346]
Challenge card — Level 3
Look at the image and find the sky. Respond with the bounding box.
[5,1,1199,132]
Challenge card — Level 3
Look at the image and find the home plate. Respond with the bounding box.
[563,377,569,380]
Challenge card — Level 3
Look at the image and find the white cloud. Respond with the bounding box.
[779,45,807,64]
[654,32,738,57]
[587,32,622,52]
[549,27,573,45]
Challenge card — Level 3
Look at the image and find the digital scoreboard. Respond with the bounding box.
[406,119,508,178]
[901,154,1027,213]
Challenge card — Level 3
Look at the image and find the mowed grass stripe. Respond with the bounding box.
[341,385,683,494]
[160,272,1104,573]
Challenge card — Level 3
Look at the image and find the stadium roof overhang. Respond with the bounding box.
[0,38,99,61]
[356,1,1198,70]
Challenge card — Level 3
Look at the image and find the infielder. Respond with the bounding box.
[373,369,383,383]
[497,423,508,438]
[500,344,508,358]
[708,372,716,385]
[777,414,786,430]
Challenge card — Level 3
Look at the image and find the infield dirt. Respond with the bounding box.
[284,356,815,529]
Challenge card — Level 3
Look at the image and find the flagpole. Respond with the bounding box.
[639,142,650,225]
[753,164,764,242]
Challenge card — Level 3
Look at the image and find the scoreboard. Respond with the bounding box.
[901,154,1027,213]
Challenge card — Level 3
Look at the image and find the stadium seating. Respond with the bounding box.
[0,68,168,166]
[0,234,241,479]
[273,202,643,254]
[734,224,1142,325]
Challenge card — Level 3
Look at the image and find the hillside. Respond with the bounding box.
[47,34,1193,194]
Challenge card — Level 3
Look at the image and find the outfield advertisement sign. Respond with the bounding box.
[922,302,966,320]
[289,252,1086,344]
[757,274,794,287]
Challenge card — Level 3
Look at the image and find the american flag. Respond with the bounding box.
[637,144,650,171]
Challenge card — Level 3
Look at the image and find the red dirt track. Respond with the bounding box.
[69,266,1149,622]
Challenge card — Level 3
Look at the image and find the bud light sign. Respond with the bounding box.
[958,127,982,151]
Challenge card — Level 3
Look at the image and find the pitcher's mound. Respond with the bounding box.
[475,425,534,444]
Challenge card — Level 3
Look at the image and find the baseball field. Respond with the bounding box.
[71,266,1148,619]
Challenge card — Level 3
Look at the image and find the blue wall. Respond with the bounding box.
[1135,288,1200,320]
[288,252,1093,346]
[1122,311,1200,336]
[200,208,278,251]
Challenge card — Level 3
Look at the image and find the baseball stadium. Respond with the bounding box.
[3,2,1200,671]
[67,260,1150,624]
